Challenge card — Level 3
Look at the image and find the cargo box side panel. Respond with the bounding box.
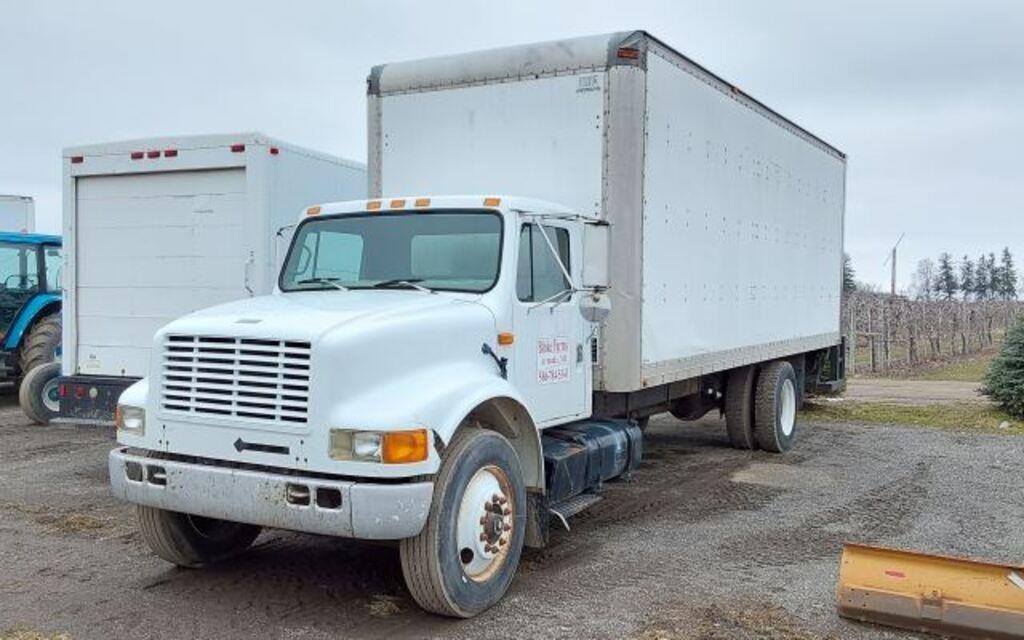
[74,169,249,377]
[640,52,844,385]
[377,73,606,218]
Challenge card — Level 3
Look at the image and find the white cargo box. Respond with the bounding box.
[369,31,846,393]
[0,194,35,232]
[63,133,367,378]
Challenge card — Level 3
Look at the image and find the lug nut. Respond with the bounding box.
[479,533,487,541]
[497,496,507,505]
[501,507,512,516]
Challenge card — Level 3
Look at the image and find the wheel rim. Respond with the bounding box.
[779,378,796,437]
[456,464,514,583]
[42,377,60,413]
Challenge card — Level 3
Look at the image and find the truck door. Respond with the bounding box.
[512,222,587,425]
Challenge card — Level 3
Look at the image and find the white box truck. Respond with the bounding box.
[110,33,845,617]
[56,133,366,424]
[0,195,35,232]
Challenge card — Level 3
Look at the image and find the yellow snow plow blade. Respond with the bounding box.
[838,543,1024,639]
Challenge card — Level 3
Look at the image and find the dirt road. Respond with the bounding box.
[843,378,987,405]
[2,397,1022,639]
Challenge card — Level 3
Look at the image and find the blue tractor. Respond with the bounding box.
[0,232,63,423]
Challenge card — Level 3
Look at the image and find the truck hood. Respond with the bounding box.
[158,290,488,342]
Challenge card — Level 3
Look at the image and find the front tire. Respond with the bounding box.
[754,360,799,453]
[400,428,526,618]
[137,506,261,568]
[20,360,61,425]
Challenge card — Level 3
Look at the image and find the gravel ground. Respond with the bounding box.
[1,395,1022,640]
[843,378,988,405]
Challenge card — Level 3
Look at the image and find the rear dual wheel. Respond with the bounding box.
[723,360,799,453]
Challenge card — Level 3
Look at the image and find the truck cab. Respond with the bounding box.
[112,195,619,616]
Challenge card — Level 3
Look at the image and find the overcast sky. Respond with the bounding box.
[2,1,1021,290]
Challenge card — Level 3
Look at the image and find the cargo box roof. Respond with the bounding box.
[369,30,843,160]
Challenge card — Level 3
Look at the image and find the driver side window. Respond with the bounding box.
[517,224,570,302]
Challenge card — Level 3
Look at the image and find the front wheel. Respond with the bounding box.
[400,428,526,618]
[20,360,61,425]
[137,506,261,568]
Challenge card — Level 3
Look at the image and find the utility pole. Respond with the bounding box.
[882,233,905,297]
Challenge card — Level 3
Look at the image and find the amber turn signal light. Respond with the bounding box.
[382,429,429,464]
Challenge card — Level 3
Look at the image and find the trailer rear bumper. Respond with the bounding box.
[109,448,433,540]
[58,375,137,424]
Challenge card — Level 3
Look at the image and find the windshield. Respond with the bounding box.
[280,210,503,293]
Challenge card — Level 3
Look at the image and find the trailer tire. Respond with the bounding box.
[724,366,757,450]
[18,313,61,375]
[754,360,799,453]
[19,361,61,425]
[136,506,261,568]
[400,428,526,618]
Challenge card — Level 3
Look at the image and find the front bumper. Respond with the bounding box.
[109,448,433,540]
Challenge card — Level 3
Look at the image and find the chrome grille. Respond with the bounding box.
[161,335,311,424]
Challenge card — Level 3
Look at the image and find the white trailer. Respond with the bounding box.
[59,133,366,422]
[0,195,35,232]
[109,33,845,618]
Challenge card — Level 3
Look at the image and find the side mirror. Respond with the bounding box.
[582,222,610,289]
[579,291,611,323]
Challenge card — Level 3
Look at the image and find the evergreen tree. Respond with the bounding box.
[975,253,992,300]
[843,253,856,294]
[999,247,1018,300]
[935,252,958,300]
[959,255,975,301]
[987,252,1000,299]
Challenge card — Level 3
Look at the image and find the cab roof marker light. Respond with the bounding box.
[130,151,144,160]
[230,144,245,153]
[483,197,501,207]
[164,149,178,157]
[366,200,382,211]
[306,206,321,216]
[414,197,431,208]
[390,199,406,209]
[70,156,84,164]
[146,150,160,159]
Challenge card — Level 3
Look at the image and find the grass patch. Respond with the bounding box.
[0,629,71,640]
[804,400,1023,434]
[635,603,827,640]
[913,352,995,382]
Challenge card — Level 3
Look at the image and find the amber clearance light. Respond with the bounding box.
[382,429,429,464]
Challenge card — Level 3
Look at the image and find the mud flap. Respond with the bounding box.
[837,543,1024,639]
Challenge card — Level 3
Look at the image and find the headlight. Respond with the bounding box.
[115,404,145,434]
[329,428,429,464]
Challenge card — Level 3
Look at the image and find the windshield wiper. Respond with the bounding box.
[294,277,349,291]
[370,278,435,294]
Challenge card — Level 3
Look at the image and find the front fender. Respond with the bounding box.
[4,293,60,351]
[322,361,542,484]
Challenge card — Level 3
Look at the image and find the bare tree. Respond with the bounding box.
[910,258,936,300]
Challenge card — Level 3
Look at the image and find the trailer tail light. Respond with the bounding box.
[70,156,84,164]
[163,149,178,157]
[414,197,431,208]
[59,383,67,397]
[366,200,382,211]
[146,150,160,159]
[483,197,501,207]
[130,152,144,160]
[269,146,279,155]
[230,144,245,153]
[390,199,406,209]
[617,47,640,59]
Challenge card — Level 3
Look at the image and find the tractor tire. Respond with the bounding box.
[137,506,261,568]
[19,313,61,375]
[724,366,758,450]
[400,428,526,618]
[754,360,799,453]
[20,361,61,425]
